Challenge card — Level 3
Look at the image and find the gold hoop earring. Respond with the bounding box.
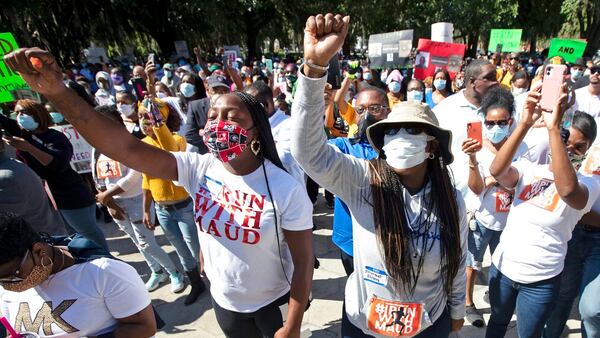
[250,139,261,156]
[40,254,53,268]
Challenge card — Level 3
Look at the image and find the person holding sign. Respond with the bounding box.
[4,47,314,338]
[486,84,599,338]
[0,100,108,252]
[290,13,467,337]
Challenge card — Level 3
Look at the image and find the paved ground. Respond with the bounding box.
[102,196,583,338]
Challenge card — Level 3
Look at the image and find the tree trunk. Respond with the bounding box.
[529,33,537,54]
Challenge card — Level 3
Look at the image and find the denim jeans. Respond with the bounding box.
[486,264,561,338]
[59,204,109,251]
[543,224,600,338]
[466,219,501,270]
[154,200,199,272]
[113,215,178,275]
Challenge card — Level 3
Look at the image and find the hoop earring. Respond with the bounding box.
[250,139,261,156]
[428,153,435,160]
[40,254,53,268]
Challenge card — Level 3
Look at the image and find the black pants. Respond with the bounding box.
[306,177,334,204]
[340,249,354,277]
[211,293,289,338]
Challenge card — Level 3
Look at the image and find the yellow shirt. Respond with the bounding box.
[387,92,403,109]
[325,102,358,138]
[496,68,513,90]
[141,125,189,203]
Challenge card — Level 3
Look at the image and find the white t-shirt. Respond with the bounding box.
[173,152,313,312]
[579,145,600,214]
[0,258,150,337]
[474,143,529,231]
[573,86,600,119]
[492,160,599,283]
[514,92,550,165]
[269,109,291,143]
[433,90,482,210]
[92,152,143,199]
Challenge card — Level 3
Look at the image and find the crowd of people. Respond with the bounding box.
[0,12,599,338]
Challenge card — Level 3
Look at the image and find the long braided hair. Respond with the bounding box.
[368,141,461,296]
[233,91,286,172]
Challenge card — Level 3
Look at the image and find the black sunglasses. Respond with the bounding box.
[590,67,600,75]
[484,120,510,128]
[385,126,427,136]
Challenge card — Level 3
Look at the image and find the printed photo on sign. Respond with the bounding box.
[415,52,429,69]
[367,297,423,337]
[517,178,560,211]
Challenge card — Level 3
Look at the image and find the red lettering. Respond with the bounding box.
[206,219,222,237]
[249,194,265,210]
[224,223,240,241]
[242,228,260,244]
[195,195,219,217]
[240,209,263,229]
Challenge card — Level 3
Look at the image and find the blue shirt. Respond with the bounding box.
[327,137,377,256]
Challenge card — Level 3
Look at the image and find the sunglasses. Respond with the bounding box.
[355,104,388,115]
[0,250,30,283]
[484,120,510,128]
[590,67,600,75]
[385,126,428,136]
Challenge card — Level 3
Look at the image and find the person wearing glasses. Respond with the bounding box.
[485,84,599,338]
[291,14,467,337]
[0,100,108,251]
[0,212,156,337]
[460,87,531,327]
[498,52,523,90]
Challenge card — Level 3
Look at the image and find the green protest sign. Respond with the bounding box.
[548,38,587,63]
[488,29,522,52]
[0,33,28,103]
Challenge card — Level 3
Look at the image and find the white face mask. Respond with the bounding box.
[382,129,431,170]
[117,103,136,118]
[156,92,168,99]
[512,87,527,96]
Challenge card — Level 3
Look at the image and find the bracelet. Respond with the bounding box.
[469,162,479,169]
[304,61,330,71]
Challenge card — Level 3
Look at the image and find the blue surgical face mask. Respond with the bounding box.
[388,81,401,93]
[180,82,196,98]
[425,87,433,95]
[406,90,423,102]
[49,112,64,124]
[363,72,373,81]
[485,124,510,144]
[570,68,583,81]
[17,114,39,131]
[433,79,446,90]
[164,70,173,78]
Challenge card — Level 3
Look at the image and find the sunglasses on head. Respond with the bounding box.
[385,126,428,136]
[484,120,510,128]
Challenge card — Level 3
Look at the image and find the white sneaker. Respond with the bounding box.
[170,271,186,293]
[145,272,168,292]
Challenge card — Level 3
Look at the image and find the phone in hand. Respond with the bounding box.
[540,64,566,112]
[147,53,156,65]
[131,77,147,102]
[327,54,341,90]
[467,121,482,145]
[265,59,273,72]
[145,99,163,126]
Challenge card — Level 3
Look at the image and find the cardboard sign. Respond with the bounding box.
[0,32,29,103]
[488,29,522,52]
[413,39,465,80]
[431,23,453,43]
[174,40,190,58]
[51,124,93,173]
[84,47,109,64]
[368,30,414,68]
[548,38,587,63]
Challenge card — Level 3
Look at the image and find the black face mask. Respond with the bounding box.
[351,114,379,144]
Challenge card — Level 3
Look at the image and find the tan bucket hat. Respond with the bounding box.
[366,101,454,164]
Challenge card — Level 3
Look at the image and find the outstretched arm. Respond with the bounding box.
[4,48,178,181]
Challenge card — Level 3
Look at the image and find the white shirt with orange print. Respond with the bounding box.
[492,160,599,284]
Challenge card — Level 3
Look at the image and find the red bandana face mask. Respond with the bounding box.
[203,120,249,163]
